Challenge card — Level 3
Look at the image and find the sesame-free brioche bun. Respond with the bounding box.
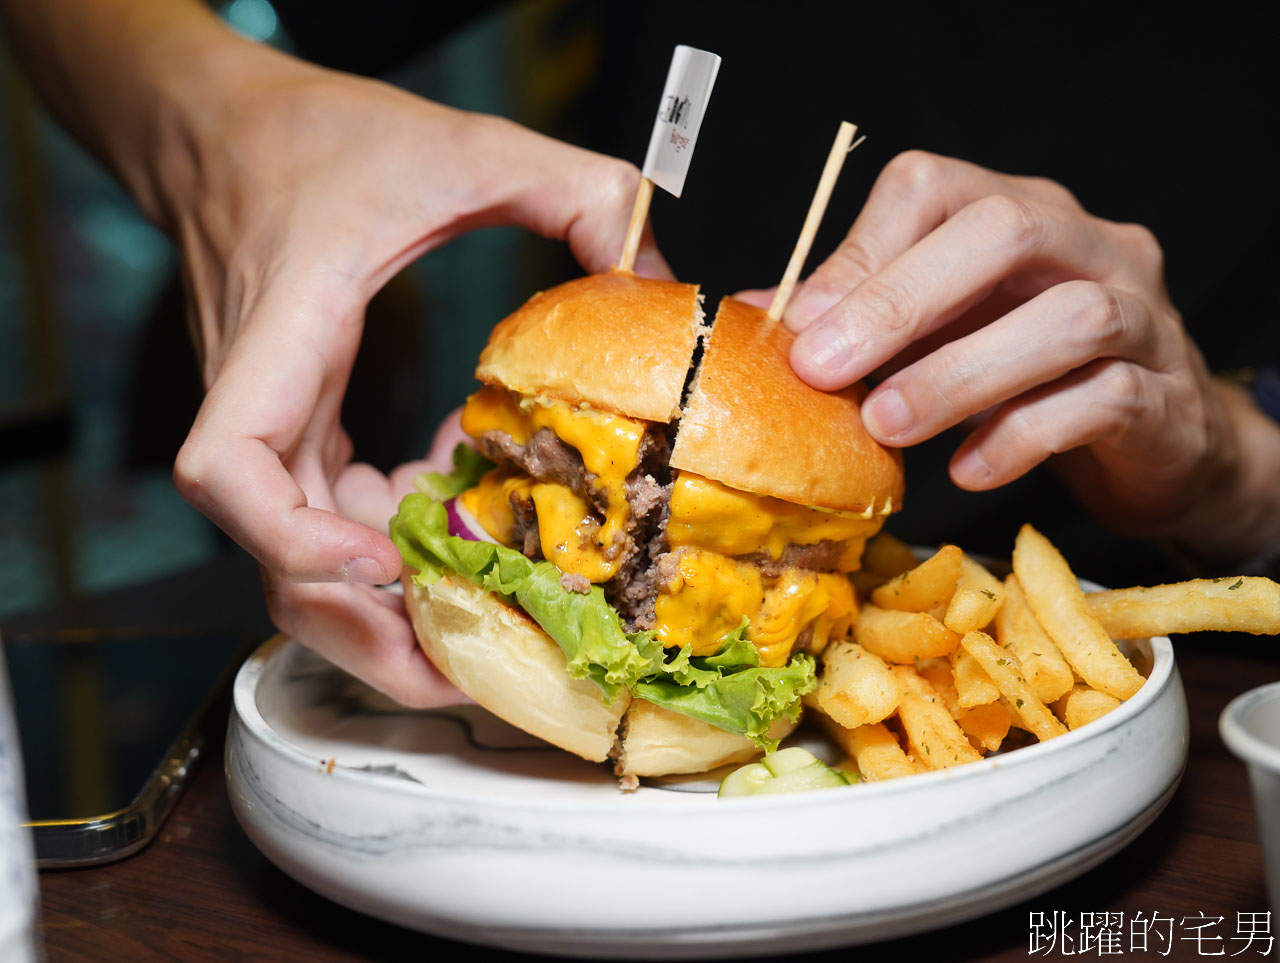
[475,269,704,422]
[671,296,904,514]
[401,573,787,776]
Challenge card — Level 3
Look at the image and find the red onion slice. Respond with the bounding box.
[445,497,499,544]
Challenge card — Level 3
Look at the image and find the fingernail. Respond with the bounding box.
[795,322,853,373]
[863,389,913,440]
[343,556,389,584]
[951,446,994,488]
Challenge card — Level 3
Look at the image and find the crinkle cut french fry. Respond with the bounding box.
[996,573,1074,704]
[1054,684,1123,730]
[944,554,1006,634]
[950,646,1001,709]
[820,716,917,782]
[1012,524,1145,700]
[914,657,1008,752]
[1086,577,1280,638]
[914,658,959,715]
[945,585,1000,635]
[813,640,900,729]
[958,701,1013,753]
[892,666,984,769]
[959,631,1068,742]
[871,544,964,613]
[854,605,961,664]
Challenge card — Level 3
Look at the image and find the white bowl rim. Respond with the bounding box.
[232,631,1178,816]
[1220,680,1280,775]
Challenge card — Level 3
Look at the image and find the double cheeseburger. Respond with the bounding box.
[390,270,903,779]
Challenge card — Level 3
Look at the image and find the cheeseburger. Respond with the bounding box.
[390,270,903,778]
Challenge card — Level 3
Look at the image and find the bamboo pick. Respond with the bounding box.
[616,176,655,273]
[767,121,866,321]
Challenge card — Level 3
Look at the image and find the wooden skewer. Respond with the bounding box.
[767,121,866,321]
[616,177,655,273]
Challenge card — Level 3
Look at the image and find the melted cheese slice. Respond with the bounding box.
[461,390,874,664]
[666,472,883,571]
[459,386,646,582]
[528,483,616,582]
[654,549,858,668]
[458,469,533,546]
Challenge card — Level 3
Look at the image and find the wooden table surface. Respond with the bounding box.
[16,557,1280,962]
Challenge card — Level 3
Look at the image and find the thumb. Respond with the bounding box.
[480,123,675,279]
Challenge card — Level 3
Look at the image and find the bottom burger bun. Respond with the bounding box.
[403,572,628,763]
[402,572,795,777]
[614,699,796,779]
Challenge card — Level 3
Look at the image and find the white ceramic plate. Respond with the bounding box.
[226,624,1187,959]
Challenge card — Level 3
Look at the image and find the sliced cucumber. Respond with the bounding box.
[717,748,850,797]
[761,746,821,777]
[716,762,774,798]
[755,761,849,794]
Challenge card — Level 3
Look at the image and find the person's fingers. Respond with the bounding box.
[629,218,673,282]
[263,577,466,708]
[386,407,470,496]
[788,191,1121,391]
[732,287,777,311]
[332,462,399,533]
[858,282,1168,446]
[176,423,401,583]
[174,286,401,584]
[946,358,1169,491]
[514,142,668,277]
[423,407,468,469]
[783,151,1081,332]
[334,408,474,532]
[431,114,675,280]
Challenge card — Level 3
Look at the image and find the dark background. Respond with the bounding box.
[3,0,1277,621]
[276,0,1280,590]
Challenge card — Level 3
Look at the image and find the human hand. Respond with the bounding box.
[742,150,1267,559]
[167,41,668,705]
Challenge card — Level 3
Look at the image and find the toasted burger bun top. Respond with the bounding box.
[475,270,705,423]
[670,296,905,515]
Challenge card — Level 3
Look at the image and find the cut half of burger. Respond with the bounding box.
[390,269,904,779]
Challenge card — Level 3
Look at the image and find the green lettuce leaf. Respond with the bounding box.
[635,655,816,751]
[391,492,662,701]
[413,444,494,501]
[389,455,818,745]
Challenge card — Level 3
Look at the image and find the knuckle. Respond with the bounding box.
[1098,360,1147,419]
[878,149,950,201]
[817,236,883,290]
[926,347,989,406]
[998,405,1050,461]
[968,193,1046,254]
[854,274,919,337]
[595,158,642,214]
[1020,174,1080,210]
[172,437,211,509]
[1065,280,1129,350]
[1114,221,1166,277]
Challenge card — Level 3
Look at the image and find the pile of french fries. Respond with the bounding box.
[810,523,1280,782]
